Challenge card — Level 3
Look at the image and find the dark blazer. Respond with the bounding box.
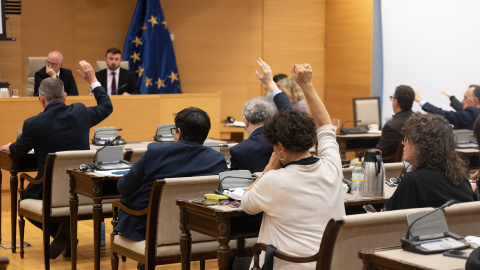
[95,68,140,95]
[422,102,480,130]
[9,86,112,199]
[375,110,413,157]
[384,167,477,211]
[449,96,463,111]
[116,140,228,241]
[34,67,78,96]
[229,92,293,172]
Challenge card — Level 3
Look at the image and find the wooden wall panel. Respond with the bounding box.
[263,0,326,100]
[0,13,22,93]
[161,0,263,121]
[325,0,373,125]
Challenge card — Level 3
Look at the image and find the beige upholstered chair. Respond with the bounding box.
[111,175,253,270]
[96,60,129,72]
[124,147,147,164]
[25,57,47,96]
[353,97,381,128]
[342,161,404,180]
[444,201,480,237]
[17,150,116,269]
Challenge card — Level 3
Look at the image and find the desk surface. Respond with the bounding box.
[359,246,473,270]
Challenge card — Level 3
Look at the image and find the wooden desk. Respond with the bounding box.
[177,188,397,270]
[359,246,473,270]
[0,151,36,251]
[456,147,480,170]
[67,169,122,270]
[336,133,381,164]
[219,126,247,143]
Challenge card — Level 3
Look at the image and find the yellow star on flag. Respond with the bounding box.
[145,76,152,87]
[168,71,178,83]
[135,66,144,77]
[148,15,158,27]
[132,36,143,48]
[141,23,147,31]
[155,78,165,89]
[162,21,167,29]
[130,52,141,63]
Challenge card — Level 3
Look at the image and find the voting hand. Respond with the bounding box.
[77,60,98,85]
[291,63,312,88]
[255,58,277,92]
[441,91,453,98]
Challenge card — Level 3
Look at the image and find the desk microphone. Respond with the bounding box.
[404,200,456,240]
[117,83,128,94]
[92,136,121,163]
[93,128,123,139]
[155,125,173,136]
[341,120,362,129]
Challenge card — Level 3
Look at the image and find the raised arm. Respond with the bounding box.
[255,58,293,110]
[291,63,331,127]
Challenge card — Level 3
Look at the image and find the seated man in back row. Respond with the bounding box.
[115,107,228,243]
[95,47,139,95]
[34,50,78,96]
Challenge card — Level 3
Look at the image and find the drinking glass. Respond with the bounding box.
[12,89,19,98]
[332,118,340,133]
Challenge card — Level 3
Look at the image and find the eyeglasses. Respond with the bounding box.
[220,200,241,208]
[170,127,177,135]
[45,60,60,67]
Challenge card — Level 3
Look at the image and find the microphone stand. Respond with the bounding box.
[404,200,456,240]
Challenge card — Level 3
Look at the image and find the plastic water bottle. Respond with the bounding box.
[351,161,364,200]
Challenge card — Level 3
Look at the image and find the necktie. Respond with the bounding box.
[111,72,117,95]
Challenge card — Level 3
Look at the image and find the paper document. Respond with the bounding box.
[223,188,245,200]
[225,121,246,127]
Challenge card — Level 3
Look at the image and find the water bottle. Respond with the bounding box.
[352,161,364,200]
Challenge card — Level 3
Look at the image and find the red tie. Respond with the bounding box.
[111,72,117,95]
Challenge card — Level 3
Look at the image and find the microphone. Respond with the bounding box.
[92,136,121,163]
[404,200,456,240]
[215,175,255,195]
[341,120,362,129]
[155,125,173,136]
[93,128,123,139]
[117,83,128,94]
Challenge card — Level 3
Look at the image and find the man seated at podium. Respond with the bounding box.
[95,47,139,95]
[384,113,477,211]
[115,107,227,242]
[0,60,112,258]
[34,50,78,96]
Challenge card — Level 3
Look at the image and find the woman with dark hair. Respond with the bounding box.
[234,59,346,270]
[384,112,477,211]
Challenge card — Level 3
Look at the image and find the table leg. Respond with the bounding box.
[179,205,192,270]
[92,194,103,270]
[69,174,79,270]
[217,217,231,270]
[9,157,18,253]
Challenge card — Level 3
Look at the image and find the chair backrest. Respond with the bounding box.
[149,175,220,247]
[320,207,433,270]
[342,162,404,180]
[26,57,47,97]
[48,150,98,208]
[96,60,129,71]
[444,201,480,237]
[353,97,381,128]
[382,141,404,163]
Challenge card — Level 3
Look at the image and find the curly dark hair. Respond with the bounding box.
[402,112,468,186]
[263,110,317,152]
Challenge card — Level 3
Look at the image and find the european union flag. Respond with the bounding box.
[123,0,181,94]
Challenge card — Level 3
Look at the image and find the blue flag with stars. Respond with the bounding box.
[123,0,181,94]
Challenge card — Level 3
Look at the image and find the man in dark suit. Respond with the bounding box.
[95,47,139,95]
[34,50,78,96]
[0,60,113,258]
[375,85,414,158]
[116,107,227,243]
[229,58,294,173]
[415,85,480,130]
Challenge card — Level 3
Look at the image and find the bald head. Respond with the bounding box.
[46,51,63,73]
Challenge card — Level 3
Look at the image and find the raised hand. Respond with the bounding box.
[255,58,277,92]
[77,60,98,85]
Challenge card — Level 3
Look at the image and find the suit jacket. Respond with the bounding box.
[375,110,413,157]
[229,92,293,172]
[384,166,477,211]
[95,68,140,95]
[422,102,480,130]
[116,140,228,241]
[34,67,78,96]
[449,96,463,111]
[9,86,112,199]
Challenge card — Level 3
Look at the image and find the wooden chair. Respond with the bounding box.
[382,141,403,163]
[111,175,250,270]
[0,257,8,270]
[17,150,116,269]
[353,97,381,128]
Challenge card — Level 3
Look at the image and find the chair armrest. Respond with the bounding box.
[112,201,148,216]
[252,242,318,269]
[19,173,43,185]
